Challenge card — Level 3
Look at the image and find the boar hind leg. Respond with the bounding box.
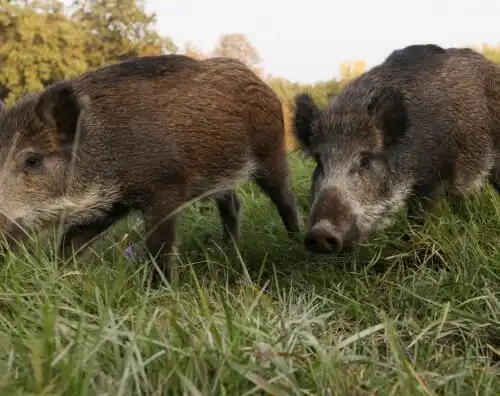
[253,155,301,239]
[215,190,241,243]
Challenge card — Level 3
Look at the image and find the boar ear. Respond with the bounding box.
[293,93,319,153]
[36,81,86,152]
[0,100,5,112]
[367,85,408,148]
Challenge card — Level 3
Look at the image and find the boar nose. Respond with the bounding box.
[304,222,343,254]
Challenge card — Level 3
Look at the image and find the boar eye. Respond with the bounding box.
[24,154,42,171]
[360,156,370,168]
[358,152,373,171]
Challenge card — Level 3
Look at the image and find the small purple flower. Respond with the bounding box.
[124,244,137,260]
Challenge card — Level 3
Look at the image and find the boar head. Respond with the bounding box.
[293,85,411,254]
[0,82,89,245]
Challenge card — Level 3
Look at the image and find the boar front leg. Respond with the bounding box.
[405,181,447,224]
[488,164,500,194]
[406,196,437,224]
[59,205,130,262]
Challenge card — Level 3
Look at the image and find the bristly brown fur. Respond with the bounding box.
[0,54,301,284]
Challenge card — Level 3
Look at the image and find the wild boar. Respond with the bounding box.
[0,54,301,282]
[293,44,500,254]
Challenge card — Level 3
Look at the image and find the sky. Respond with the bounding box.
[145,0,500,84]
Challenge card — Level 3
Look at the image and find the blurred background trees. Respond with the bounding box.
[1,0,499,149]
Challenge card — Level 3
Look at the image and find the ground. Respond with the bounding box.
[0,152,499,395]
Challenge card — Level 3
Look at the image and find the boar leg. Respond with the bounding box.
[401,195,432,244]
[489,165,500,194]
[403,183,450,243]
[253,156,301,239]
[406,180,447,223]
[406,196,436,223]
[214,190,241,243]
[59,207,129,261]
[59,221,116,261]
[144,205,181,285]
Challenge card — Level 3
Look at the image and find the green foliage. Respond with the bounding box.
[267,76,340,108]
[0,153,499,394]
[0,0,177,104]
[70,0,176,69]
[1,0,500,111]
[0,0,88,105]
[0,0,339,108]
[304,79,341,106]
[476,42,500,64]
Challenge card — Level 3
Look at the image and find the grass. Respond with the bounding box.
[0,152,500,395]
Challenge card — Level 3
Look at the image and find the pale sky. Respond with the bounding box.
[145,0,500,84]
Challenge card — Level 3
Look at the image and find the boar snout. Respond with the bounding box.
[304,220,344,254]
[304,186,357,255]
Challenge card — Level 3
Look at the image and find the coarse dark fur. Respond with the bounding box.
[384,43,446,65]
[293,44,500,255]
[0,54,301,283]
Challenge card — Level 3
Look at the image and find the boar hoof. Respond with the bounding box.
[148,267,172,288]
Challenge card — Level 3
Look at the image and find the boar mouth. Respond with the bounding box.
[0,209,33,244]
[0,221,30,251]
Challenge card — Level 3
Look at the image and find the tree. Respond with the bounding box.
[212,33,261,70]
[338,59,366,88]
[266,76,292,104]
[265,74,341,151]
[183,40,204,60]
[476,43,500,64]
[0,0,88,104]
[70,0,177,69]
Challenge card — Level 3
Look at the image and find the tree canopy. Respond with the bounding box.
[0,0,175,104]
[1,0,499,148]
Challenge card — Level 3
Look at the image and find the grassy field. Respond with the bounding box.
[0,152,499,395]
